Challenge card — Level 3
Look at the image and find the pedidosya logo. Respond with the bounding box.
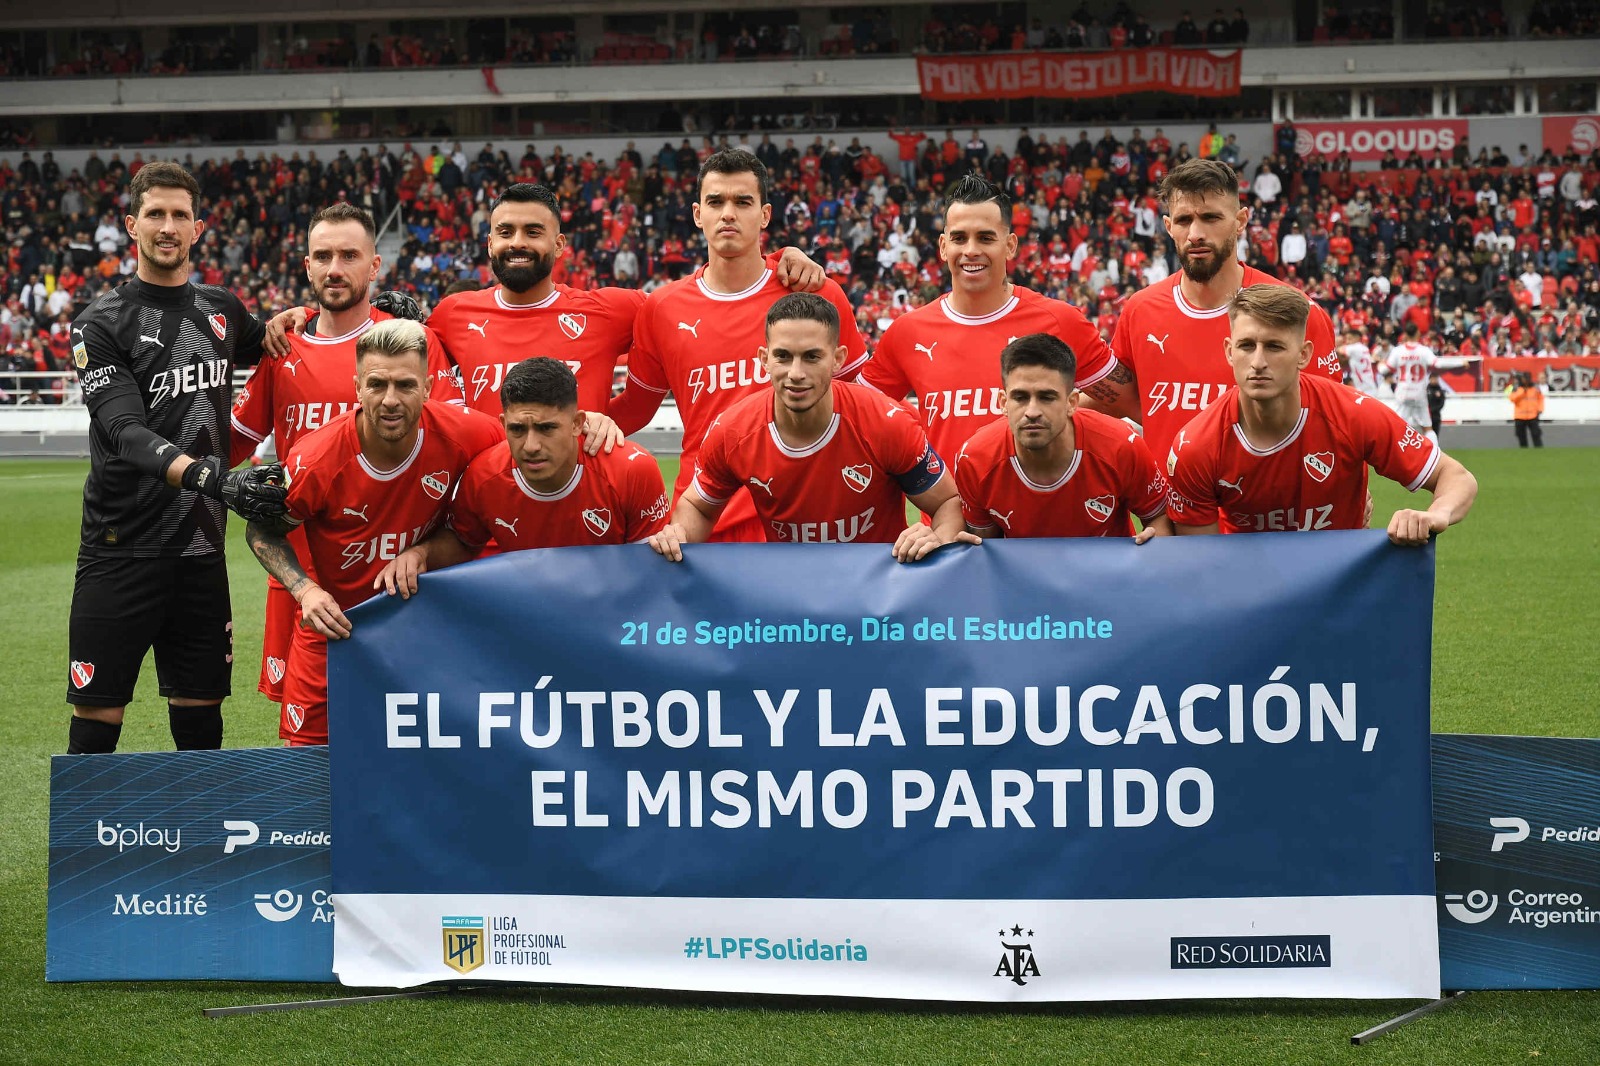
[221,818,330,854]
[1487,814,1599,851]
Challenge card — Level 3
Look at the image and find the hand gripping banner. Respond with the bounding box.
[328,534,1440,1000]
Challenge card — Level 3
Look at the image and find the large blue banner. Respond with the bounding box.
[47,748,333,982]
[329,534,1441,1000]
[1434,734,1600,989]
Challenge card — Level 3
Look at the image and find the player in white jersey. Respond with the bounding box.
[1384,322,1466,442]
[1340,330,1380,398]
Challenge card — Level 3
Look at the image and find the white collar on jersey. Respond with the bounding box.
[494,288,561,311]
[1231,408,1308,456]
[1171,282,1232,320]
[766,414,840,457]
[356,427,426,480]
[513,462,582,501]
[1008,450,1082,492]
[939,293,1020,326]
[695,269,772,302]
[302,316,375,346]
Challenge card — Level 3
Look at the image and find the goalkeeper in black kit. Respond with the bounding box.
[66,161,289,755]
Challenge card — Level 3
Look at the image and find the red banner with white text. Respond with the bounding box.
[1286,120,1468,163]
[916,48,1241,101]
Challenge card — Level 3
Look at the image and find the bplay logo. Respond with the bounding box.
[97,819,180,853]
[1443,889,1498,924]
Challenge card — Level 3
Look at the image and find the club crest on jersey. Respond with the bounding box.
[73,341,89,369]
[582,508,612,537]
[558,312,587,340]
[1083,495,1115,523]
[1303,452,1335,482]
[285,704,306,731]
[70,660,95,689]
[841,464,873,493]
[421,470,450,500]
[266,657,286,684]
[208,313,228,340]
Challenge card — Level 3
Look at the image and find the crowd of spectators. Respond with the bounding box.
[8,0,1599,84]
[3,126,1599,404]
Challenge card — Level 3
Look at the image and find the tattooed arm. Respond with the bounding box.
[246,518,353,640]
[1075,361,1143,422]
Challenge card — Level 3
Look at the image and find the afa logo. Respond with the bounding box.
[558,312,587,340]
[421,470,450,501]
[442,915,486,974]
[993,922,1041,986]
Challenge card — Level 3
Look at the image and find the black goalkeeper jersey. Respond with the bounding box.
[74,277,265,557]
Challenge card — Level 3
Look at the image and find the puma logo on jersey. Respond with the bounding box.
[627,448,646,461]
[342,505,370,521]
[1175,428,1191,450]
[1216,474,1245,497]
[884,406,900,418]
[281,359,301,377]
[1146,332,1169,353]
[988,508,1014,530]
[914,341,937,360]
[748,476,775,495]
[678,319,701,338]
[138,334,163,348]
[467,320,489,337]
[494,517,519,536]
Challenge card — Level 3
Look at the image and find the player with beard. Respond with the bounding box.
[1087,159,1339,462]
[244,320,503,745]
[228,202,463,707]
[429,182,821,416]
[65,161,288,755]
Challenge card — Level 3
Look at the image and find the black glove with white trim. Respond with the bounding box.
[182,458,289,521]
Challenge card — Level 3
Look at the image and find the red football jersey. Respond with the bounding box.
[449,439,670,551]
[1164,373,1441,533]
[283,401,504,607]
[230,311,463,467]
[428,283,643,416]
[692,381,943,545]
[1111,266,1340,460]
[954,409,1169,538]
[626,265,867,541]
[861,286,1118,465]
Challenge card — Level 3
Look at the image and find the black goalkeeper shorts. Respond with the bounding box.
[67,553,233,707]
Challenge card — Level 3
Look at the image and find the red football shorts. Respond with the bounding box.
[257,580,298,702]
[279,623,329,746]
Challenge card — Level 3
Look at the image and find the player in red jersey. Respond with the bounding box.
[954,334,1172,541]
[1165,286,1476,542]
[610,150,868,543]
[244,320,503,745]
[1089,159,1341,460]
[229,202,464,703]
[862,173,1130,466]
[373,357,670,598]
[649,293,975,562]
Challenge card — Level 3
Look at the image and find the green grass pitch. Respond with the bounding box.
[2,449,1596,1064]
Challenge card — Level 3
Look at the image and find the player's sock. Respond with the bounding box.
[169,703,223,750]
[67,716,121,755]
